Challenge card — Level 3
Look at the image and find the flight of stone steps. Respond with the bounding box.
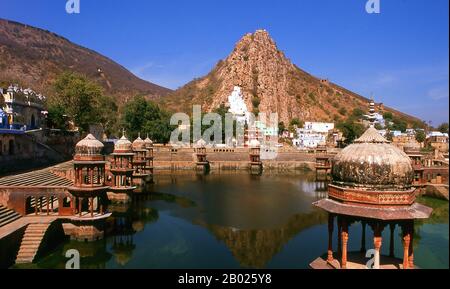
[0,205,21,228]
[15,223,51,264]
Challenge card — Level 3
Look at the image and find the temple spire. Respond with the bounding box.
[369,98,376,128]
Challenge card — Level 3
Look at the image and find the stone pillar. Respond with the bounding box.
[389,223,395,258]
[373,225,383,269]
[341,219,349,269]
[327,214,334,262]
[402,225,411,269]
[79,198,82,217]
[90,197,94,217]
[46,196,49,216]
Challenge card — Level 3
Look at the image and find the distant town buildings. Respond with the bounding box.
[0,85,47,131]
[426,132,449,153]
[293,122,335,150]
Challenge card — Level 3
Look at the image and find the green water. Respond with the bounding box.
[30,172,449,269]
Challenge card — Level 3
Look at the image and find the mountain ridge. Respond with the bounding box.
[0,18,172,102]
[161,29,422,126]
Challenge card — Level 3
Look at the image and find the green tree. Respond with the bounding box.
[415,130,426,143]
[251,96,261,108]
[391,117,407,133]
[338,107,347,116]
[213,104,236,143]
[350,108,365,120]
[383,112,393,120]
[46,104,67,129]
[122,95,173,143]
[290,118,303,128]
[386,131,394,142]
[48,71,118,133]
[374,123,383,130]
[438,123,449,134]
[278,122,286,136]
[336,120,365,145]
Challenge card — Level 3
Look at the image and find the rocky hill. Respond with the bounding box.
[161,29,422,125]
[0,18,171,103]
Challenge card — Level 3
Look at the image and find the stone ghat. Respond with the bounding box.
[47,149,317,174]
[152,148,316,171]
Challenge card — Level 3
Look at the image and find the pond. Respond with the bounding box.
[26,172,449,269]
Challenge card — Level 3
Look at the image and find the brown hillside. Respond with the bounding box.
[161,29,422,125]
[0,18,171,103]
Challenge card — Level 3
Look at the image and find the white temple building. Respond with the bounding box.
[227,86,251,124]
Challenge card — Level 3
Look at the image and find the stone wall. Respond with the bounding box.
[0,133,67,175]
[152,148,316,171]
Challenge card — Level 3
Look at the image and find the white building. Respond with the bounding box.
[293,122,334,149]
[303,122,334,134]
[427,131,449,138]
[227,86,251,124]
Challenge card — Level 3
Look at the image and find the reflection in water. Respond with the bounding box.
[32,172,448,269]
[205,210,327,268]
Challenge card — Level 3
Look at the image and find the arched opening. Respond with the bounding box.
[8,139,14,155]
[25,196,35,215]
[63,197,71,208]
[30,114,36,129]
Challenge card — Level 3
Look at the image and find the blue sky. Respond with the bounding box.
[0,0,448,125]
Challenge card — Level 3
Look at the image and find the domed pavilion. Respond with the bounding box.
[131,134,150,186]
[108,133,136,201]
[144,135,154,177]
[68,134,110,218]
[310,101,432,269]
[249,139,263,173]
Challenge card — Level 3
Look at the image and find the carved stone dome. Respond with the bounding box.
[332,127,414,190]
[144,136,153,148]
[195,138,207,148]
[115,135,133,152]
[249,139,261,148]
[75,134,104,155]
[132,136,146,150]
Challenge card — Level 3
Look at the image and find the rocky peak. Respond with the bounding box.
[163,29,421,126]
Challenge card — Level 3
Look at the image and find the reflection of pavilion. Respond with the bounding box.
[111,230,136,266]
[204,209,327,268]
[105,201,159,266]
[60,240,112,269]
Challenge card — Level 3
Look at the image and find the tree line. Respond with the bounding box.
[45,71,449,145]
[46,71,174,143]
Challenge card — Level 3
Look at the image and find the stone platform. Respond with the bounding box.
[310,252,419,269]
